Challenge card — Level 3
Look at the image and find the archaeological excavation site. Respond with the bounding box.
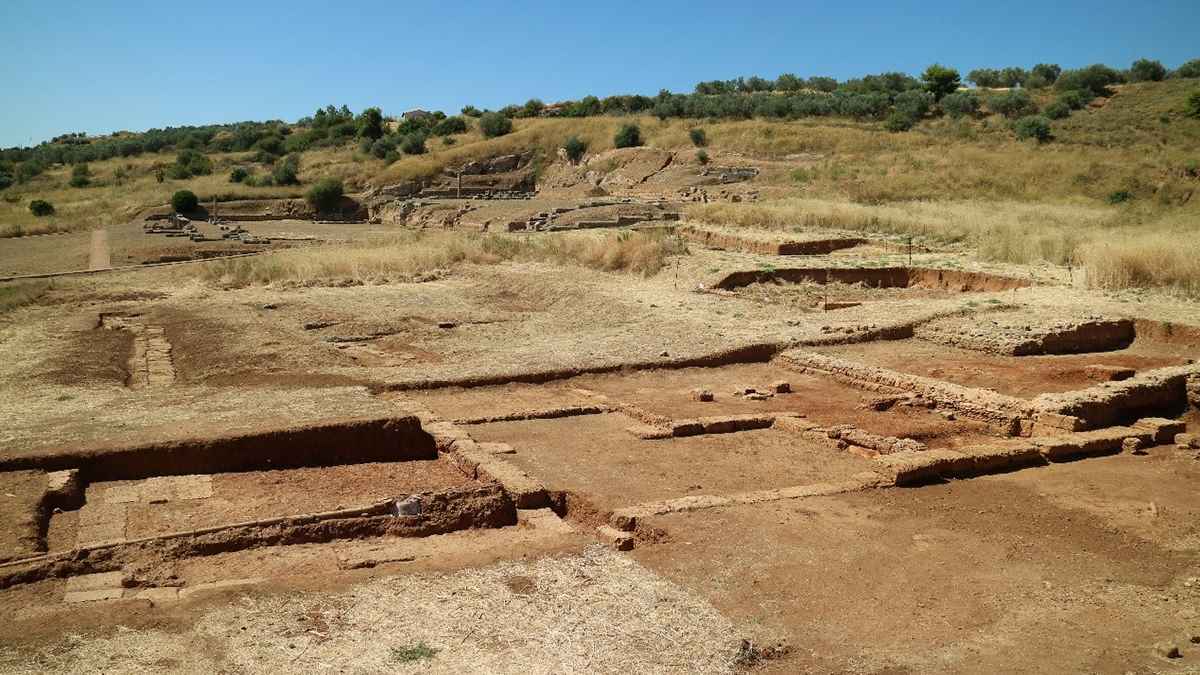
[3,32,1200,670]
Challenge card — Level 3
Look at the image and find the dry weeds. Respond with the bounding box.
[0,546,742,674]
[195,230,686,288]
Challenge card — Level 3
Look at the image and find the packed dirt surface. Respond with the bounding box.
[1,154,1199,673]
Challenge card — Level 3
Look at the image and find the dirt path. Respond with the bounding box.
[88,229,110,270]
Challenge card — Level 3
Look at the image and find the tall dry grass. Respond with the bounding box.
[196,230,686,288]
[686,197,1200,296]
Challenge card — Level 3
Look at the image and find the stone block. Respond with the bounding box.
[64,588,124,604]
[1132,418,1187,444]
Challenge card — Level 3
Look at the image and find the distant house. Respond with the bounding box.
[402,109,433,121]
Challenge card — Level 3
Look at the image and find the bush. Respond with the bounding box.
[0,172,12,191]
[440,137,455,147]
[461,105,483,117]
[171,190,199,213]
[1107,190,1133,204]
[613,123,643,148]
[1056,64,1123,97]
[272,154,301,185]
[1187,90,1200,119]
[987,89,1037,118]
[479,112,512,138]
[432,116,467,136]
[305,178,344,212]
[172,149,212,178]
[1058,89,1094,110]
[1031,63,1062,85]
[893,89,934,119]
[689,128,707,147]
[1129,58,1167,82]
[229,167,250,183]
[68,163,90,188]
[921,63,961,100]
[29,199,54,216]
[884,111,916,132]
[1043,101,1071,120]
[940,91,980,118]
[400,134,427,155]
[1013,115,1053,143]
[563,135,587,163]
[1175,59,1200,79]
[696,149,709,165]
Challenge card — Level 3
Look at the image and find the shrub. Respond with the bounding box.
[520,98,545,118]
[171,190,199,212]
[357,107,384,140]
[440,137,455,147]
[479,112,512,138]
[1107,190,1134,204]
[940,91,980,118]
[305,178,344,212]
[1056,64,1123,97]
[229,167,250,183]
[563,135,587,163]
[894,89,934,118]
[432,116,467,136]
[689,127,707,147]
[29,199,54,216]
[272,154,301,185]
[696,149,710,165]
[987,89,1037,118]
[172,149,213,178]
[884,111,916,132]
[1013,115,1053,143]
[921,63,961,100]
[613,123,643,148]
[1175,59,1200,79]
[1129,58,1167,82]
[400,134,427,155]
[1043,101,1071,120]
[1187,90,1200,119]
[461,105,483,117]
[69,163,91,188]
[1058,89,1094,110]
[967,68,1001,88]
[0,172,12,191]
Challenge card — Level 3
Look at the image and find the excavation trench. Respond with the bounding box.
[712,266,1032,292]
[0,415,524,583]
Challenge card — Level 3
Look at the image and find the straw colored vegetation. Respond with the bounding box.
[686,197,1200,295]
[197,229,687,288]
[0,280,49,313]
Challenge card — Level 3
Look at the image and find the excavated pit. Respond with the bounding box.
[0,416,521,581]
[712,266,1032,292]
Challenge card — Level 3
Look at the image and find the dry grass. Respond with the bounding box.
[196,230,686,288]
[0,546,742,674]
[0,281,49,313]
[686,197,1200,296]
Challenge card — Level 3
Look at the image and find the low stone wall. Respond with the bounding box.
[778,351,1032,434]
[916,316,1136,356]
[1031,364,1199,429]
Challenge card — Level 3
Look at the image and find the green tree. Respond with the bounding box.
[305,178,344,212]
[29,199,54,216]
[884,111,915,132]
[1129,58,1167,82]
[520,98,545,118]
[400,133,427,155]
[1174,59,1200,79]
[171,190,199,212]
[941,91,980,118]
[1043,101,1071,120]
[563,136,587,163]
[1056,64,1123,96]
[479,112,512,138]
[229,167,250,183]
[432,116,468,136]
[613,123,643,148]
[967,68,1001,88]
[921,63,961,100]
[987,89,1037,118]
[357,107,384,140]
[1031,63,1062,84]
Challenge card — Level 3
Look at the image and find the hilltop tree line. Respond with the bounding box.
[3,56,1199,196]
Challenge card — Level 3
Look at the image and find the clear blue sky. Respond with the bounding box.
[2,0,1197,147]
